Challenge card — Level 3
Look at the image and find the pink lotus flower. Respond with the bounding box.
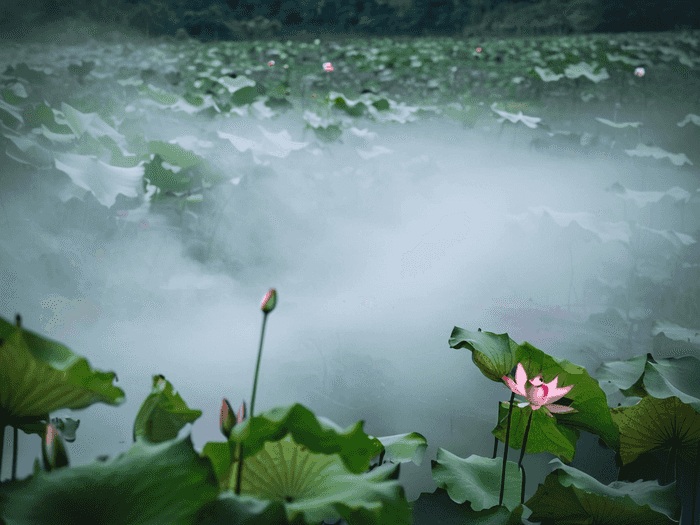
[502,363,577,417]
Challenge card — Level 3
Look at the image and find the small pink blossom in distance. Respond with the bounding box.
[476,47,482,53]
[117,210,128,218]
[323,62,334,72]
[268,60,275,67]
[634,67,645,77]
[261,288,277,313]
[502,363,577,418]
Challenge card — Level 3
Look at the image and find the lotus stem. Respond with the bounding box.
[516,409,533,505]
[0,423,4,483]
[691,437,700,525]
[499,391,516,506]
[235,289,277,496]
[11,426,17,480]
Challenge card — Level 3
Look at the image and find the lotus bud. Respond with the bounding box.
[237,400,246,424]
[42,423,69,472]
[261,288,277,313]
[220,398,236,439]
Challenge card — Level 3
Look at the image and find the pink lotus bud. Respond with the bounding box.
[42,423,69,472]
[220,398,235,439]
[261,288,277,313]
[237,400,246,424]
[323,62,334,72]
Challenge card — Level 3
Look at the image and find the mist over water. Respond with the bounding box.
[1,98,697,501]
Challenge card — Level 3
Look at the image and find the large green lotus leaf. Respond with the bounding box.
[146,140,205,171]
[0,434,220,525]
[431,450,523,513]
[609,395,700,466]
[0,316,124,436]
[544,458,680,520]
[448,327,522,383]
[640,356,700,411]
[525,462,679,525]
[132,375,203,444]
[373,432,428,467]
[53,151,144,208]
[214,433,411,525]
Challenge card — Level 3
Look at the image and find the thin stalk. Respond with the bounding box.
[0,424,4,483]
[11,426,17,481]
[691,437,700,525]
[492,400,500,459]
[664,446,677,485]
[499,392,516,507]
[235,309,271,495]
[517,410,533,505]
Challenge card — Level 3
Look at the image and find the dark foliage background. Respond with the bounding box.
[1,0,698,43]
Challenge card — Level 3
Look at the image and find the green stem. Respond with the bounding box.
[517,409,533,505]
[11,426,17,481]
[691,437,700,525]
[0,423,4,483]
[492,400,500,459]
[499,391,516,507]
[235,311,270,496]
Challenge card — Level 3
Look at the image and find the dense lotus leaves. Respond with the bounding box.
[493,401,580,463]
[199,405,417,525]
[525,460,680,525]
[203,403,383,476]
[132,375,203,444]
[450,328,620,453]
[214,434,410,525]
[0,314,125,437]
[4,133,56,167]
[59,102,128,149]
[0,434,221,525]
